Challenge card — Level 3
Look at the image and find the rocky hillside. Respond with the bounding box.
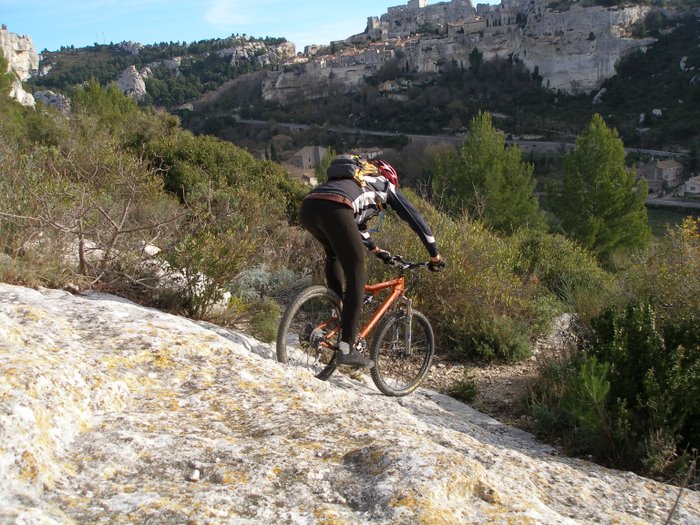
[261,0,660,102]
[5,1,700,150]
[28,35,295,108]
[2,282,699,523]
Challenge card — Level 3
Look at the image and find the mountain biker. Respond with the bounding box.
[299,155,445,368]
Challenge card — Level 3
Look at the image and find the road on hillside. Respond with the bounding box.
[234,118,686,159]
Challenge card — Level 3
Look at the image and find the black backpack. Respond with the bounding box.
[326,155,376,186]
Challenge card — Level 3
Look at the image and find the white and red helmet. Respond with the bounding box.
[371,159,399,187]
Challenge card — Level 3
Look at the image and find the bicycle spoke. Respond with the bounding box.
[370,311,434,396]
[277,286,339,380]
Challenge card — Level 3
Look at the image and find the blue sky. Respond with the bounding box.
[1,0,500,54]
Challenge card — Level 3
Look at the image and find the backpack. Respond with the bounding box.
[326,155,377,187]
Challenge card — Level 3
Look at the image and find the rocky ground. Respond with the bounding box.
[421,314,576,431]
[423,355,540,429]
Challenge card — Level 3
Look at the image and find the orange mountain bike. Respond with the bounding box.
[276,255,435,396]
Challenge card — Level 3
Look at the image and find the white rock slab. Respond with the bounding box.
[1,283,698,524]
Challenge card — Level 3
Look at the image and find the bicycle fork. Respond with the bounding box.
[398,295,413,356]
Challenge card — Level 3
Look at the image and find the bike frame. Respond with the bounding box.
[320,259,424,351]
[359,276,410,342]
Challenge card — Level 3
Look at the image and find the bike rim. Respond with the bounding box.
[372,314,433,395]
[280,292,339,379]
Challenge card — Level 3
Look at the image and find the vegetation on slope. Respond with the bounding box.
[3,27,699,482]
[29,35,289,108]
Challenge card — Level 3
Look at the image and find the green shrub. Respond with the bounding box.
[592,301,700,474]
[559,356,613,455]
[232,264,311,304]
[249,298,281,343]
[529,218,699,480]
[159,225,254,319]
[472,315,532,362]
[446,372,478,403]
[532,300,699,480]
[364,191,561,361]
[513,230,616,322]
[622,217,700,322]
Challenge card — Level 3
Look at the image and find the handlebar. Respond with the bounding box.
[387,255,429,270]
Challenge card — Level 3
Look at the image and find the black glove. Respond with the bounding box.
[374,249,393,264]
[428,258,446,272]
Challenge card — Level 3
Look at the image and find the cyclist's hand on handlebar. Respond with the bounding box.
[428,256,446,272]
[374,248,393,264]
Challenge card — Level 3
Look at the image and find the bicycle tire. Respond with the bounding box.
[276,285,340,380]
[370,310,434,396]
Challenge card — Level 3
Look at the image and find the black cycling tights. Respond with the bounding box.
[300,198,366,347]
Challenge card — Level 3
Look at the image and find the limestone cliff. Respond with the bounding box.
[1,282,699,523]
[0,25,39,106]
[261,0,658,102]
[516,0,656,93]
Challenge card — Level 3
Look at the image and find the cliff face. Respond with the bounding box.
[0,26,39,106]
[2,282,699,523]
[516,1,655,93]
[262,0,656,102]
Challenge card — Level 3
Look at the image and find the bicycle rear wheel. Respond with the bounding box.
[276,285,340,380]
[370,310,434,396]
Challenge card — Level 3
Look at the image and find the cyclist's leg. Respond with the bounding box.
[322,254,344,300]
[300,199,344,298]
[326,212,365,348]
[299,199,366,355]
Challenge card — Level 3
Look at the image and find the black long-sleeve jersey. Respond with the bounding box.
[306,175,438,257]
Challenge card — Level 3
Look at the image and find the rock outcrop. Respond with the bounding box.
[217,39,296,68]
[0,25,39,106]
[34,90,71,113]
[117,40,143,56]
[2,282,699,523]
[116,65,147,100]
[515,0,655,93]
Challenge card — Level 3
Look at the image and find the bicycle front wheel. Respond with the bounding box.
[276,285,340,380]
[370,310,435,396]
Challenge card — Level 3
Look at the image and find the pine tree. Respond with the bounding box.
[431,111,543,233]
[553,113,650,263]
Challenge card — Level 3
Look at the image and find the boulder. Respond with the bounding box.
[116,65,147,100]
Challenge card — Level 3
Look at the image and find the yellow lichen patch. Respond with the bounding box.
[151,347,175,368]
[217,468,250,485]
[61,495,93,508]
[312,505,345,524]
[19,307,42,322]
[474,480,502,505]
[18,450,40,483]
[388,490,466,525]
[101,465,119,480]
[61,461,78,477]
[101,354,137,370]
[483,504,538,524]
[33,407,55,448]
[137,498,168,511]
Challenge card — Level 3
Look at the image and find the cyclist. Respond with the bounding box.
[299,155,445,368]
